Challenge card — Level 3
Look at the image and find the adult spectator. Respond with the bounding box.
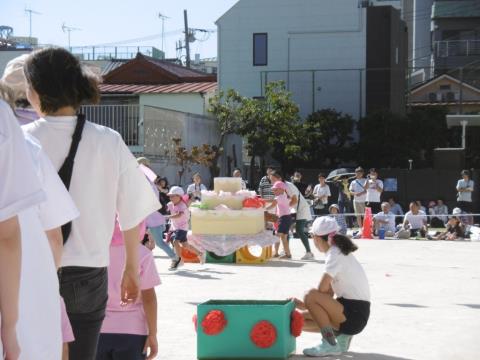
[456,170,474,213]
[233,168,247,190]
[399,202,428,238]
[312,173,331,215]
[428,215,465,241]
[292,171,309,196]
[452,207,471,227]
[349,167,367,227]
[335,176,354,228]
[430,199,449,227]
[416,200,427,214]
[186,172,207,201]
[365,168,383,214]
[373,202,396,237]
[154,177,170,215]
[388,197,404,225]
[258,166,275,201]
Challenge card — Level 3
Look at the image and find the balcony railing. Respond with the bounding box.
[80,104,143,154]
[434,40,480,58]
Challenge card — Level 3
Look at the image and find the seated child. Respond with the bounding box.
[167,186,205,270]
[328,204,347,235]
[291,217,370,357]
[96,220,160,360]
[429,215,465,241]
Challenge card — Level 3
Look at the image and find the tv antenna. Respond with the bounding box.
[158,12,170,55]
[25,7,41,44]
[62,23,81,50]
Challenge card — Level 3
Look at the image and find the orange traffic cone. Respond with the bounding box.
[361,207,373,239]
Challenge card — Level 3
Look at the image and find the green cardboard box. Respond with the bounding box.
[206,251,236,264]
[197,300,296,359]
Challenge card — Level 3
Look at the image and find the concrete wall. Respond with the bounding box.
[0,49,31,76]
[217,0,367,119]
[140,93,207,116]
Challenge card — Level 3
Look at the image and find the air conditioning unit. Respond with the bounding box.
[445,91,456,102]
[428,92,438,102]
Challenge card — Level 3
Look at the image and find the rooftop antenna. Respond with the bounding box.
[158,12,170,56]
[25,7,41,45]
[62,23,81,51]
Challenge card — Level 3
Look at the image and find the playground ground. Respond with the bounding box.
[153,238,480,360]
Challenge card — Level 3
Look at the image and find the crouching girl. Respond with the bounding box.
[291,216,371,357]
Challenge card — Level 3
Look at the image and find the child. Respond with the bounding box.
[329,204,348,235]
[291,217,370,357]
[428,215,465,241]
[266,181,293,259]
[97,220,160,360]
[167,186,205,270]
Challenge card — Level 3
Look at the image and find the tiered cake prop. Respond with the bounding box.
[188,177,278,264]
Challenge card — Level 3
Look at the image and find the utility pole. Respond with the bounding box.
[158,13,169,56]
[25,7,41,45]
[62,23,81,51]
[184,9,191,68]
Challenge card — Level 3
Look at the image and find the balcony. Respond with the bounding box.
[434,39,480,58]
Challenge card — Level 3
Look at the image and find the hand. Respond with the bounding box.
[120,267,140,305]
[2,325,20,360]
[289,297,306,310]
[143,334,158,360]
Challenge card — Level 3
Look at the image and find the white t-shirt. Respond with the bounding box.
[366,178,383,203]
[325,246,370,302]
[313,183,331,205]
[404,210,427,229]
[349,178,367,203]
[374,211,396,232]
[456,179,474,202]
[23,116,160,267]
[187,183,207,199]
[285,181,312,221]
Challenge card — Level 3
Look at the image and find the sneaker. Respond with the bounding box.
[169,257,183,271]
[303,339,342,357]
[198,252,206,265]
[279,254,292,259]
[336,334,353,352]
[301,252,314,260]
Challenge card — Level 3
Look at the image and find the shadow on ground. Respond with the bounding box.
[236,261,306,268]
[458,303,480,309]
[160,270,221,280]
[290,352,414,359]
[385,303,428,308]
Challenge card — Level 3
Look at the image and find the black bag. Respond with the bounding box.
[58,113,86,244]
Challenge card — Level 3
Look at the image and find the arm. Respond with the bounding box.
[0,216,22,360]
[121,225,140,304]
[45,227,63,269]
[167,211,183,220]
[289,194,298,208]
[142,288,158,360]
[265,199,277,211]
[318,273,334,296]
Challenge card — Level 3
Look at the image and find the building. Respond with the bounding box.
[408,73,480,114]
[216,0,407,119]
[191,55,218,74]
[431,1,480,80]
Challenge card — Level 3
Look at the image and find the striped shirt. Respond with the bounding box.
[258,176,274,200]
[330,214,348,235]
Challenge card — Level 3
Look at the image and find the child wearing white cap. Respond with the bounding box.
[290,216,370,357]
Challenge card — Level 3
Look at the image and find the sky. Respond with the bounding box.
[0,0,238,59]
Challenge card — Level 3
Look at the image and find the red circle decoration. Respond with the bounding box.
[192,314,198,333]
[201,310,227,335]
[290,310,304,337]
[250,320,277,348]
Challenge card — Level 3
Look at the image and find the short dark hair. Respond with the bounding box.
[318,234,358,255]
[355,167,364,173]
[318,173,326,178]
[24,47,100,114]
[270,170,284,181]
[369,168,377,173]
[461,170,470,177]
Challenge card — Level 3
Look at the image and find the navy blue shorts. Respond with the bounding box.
[96,333,147,360]
[337,297,370,335]
[171,229,188,243]
[277,215,292,235]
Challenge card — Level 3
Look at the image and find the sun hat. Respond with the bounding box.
[272,181,287,190]
[329,204,340,211]
[452,207,462,215]
[1,54,29,100]
[311,216,339,237]
[167,186,184,197]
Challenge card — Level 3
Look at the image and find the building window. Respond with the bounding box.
[253,33,268,66]
[439,84,451,91]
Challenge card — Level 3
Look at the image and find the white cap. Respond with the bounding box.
[452,207,462,215]
[311,216,339,237]
[167,186,184,197]
[1,54,29,100]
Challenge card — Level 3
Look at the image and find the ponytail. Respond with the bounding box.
[331,234,358,255]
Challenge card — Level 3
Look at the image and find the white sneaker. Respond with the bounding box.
[198,252,206,265]
[301,252,314,260]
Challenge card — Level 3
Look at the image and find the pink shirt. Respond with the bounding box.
[146,184,165,228]
[101,244,161,335]
[111,219,146,246]
[167,201,189,231]
[276,193,291,217]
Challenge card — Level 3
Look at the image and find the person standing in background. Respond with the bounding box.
[349,168,367,228]
[233,168,248,190]
[312,173,331,215]
[292,171,309,196]
[187,173,207,202]
[456,170,474,214]
[365,168,383,214]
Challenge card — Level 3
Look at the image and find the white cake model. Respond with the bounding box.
[190,177,265,235]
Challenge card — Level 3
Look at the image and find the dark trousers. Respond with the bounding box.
[60,266,108,360]
[96,334,147,360]
[294,219,311,252]
[338,200,354,228]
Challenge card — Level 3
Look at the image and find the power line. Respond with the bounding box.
[84,29,183,47]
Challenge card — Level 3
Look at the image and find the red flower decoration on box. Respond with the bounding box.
[290,310,304,337]
[243,198,265,209]
[250,320,277,348]
[201,310,227,335]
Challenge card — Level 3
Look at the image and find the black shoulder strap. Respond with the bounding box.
[58,113,86,244]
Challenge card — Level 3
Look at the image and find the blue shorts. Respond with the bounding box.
[171,229,188,243]
[96,333,147,360]
[277,215,292,235]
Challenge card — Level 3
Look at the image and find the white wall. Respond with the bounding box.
[140,93,207,116]
[217,0,367,119]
